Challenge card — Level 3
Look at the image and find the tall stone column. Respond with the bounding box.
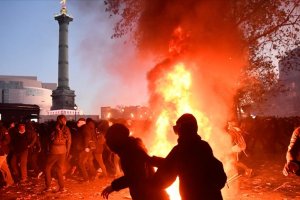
[56,13,72,90]
[51,7,75,110]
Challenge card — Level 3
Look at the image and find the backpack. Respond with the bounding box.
[51,127,68,145]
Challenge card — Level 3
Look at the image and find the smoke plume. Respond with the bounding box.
[134,0,247,128]
[72,0,247,197]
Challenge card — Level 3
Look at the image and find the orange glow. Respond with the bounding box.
[168,26,189,56]
[150,62,212,200]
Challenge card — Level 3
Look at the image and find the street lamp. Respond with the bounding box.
[74,104,78,121]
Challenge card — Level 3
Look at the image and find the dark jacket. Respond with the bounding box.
[111,137,169,200]
[25,123,39,153]
[153,134,225,200]
[26,129,38,150]
[48,125,71,155]
[94,132,105,154]
[81,121,96,150]
[75,125,84,151]
[10,130,36,154]
[70,127,81,155]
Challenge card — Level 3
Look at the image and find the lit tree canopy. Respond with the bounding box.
[104,0,300,107]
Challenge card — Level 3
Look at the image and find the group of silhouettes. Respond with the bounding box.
[1,112,298,200]
[101,113,227,200]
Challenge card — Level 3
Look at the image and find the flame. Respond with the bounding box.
[150,62,212,200]
[168,26,189,57]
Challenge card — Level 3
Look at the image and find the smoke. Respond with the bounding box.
[70,0,246,137]
[137,0,247,194]
[71,0,246,197]
[70,0,246,119]
[134,0,247,126]
[134,2,247,197]
[69,0,151,112]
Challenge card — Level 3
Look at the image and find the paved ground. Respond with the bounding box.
[224,155,300,200]
[1,155,299,200]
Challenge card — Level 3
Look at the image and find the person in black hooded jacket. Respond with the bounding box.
[101,123,169,200]
[152,113,227,200]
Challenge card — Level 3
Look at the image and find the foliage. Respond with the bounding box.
[104,0,300,107]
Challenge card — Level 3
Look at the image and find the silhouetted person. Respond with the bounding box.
[68,118,85,176]
[10,122,36,183]
[78,118,97,182]
[93,120,108,178]
[227,121,252,177]
[152,113,227,200]
[283,126,300,176]
[101,123,169,200]
[43,115,71,192]
[26,121,41,177]
[0,122,14,187]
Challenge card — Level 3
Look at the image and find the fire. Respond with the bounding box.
[150,62,212,200]
[157,63,192,112]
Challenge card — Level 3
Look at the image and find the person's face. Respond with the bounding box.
[10,122,15,128]
[77,120,84,127]
[18,124,25,133]
[60,118,67,125]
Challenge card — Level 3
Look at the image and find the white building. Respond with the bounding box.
[0,75,55,115]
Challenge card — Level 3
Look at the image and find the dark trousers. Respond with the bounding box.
[44,153,65,189]
[28,151,40,175]
[94,153,107,176]
[10,150,28,182]
[78,151,96,181]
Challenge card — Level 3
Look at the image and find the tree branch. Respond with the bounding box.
[248,2,300,43]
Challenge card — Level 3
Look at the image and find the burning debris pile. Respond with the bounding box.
[129,0,248,156]
[145,26,239,199]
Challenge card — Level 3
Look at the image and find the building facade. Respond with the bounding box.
[0,75,55,115]
[101,106,152,120]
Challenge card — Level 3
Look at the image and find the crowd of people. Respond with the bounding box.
[0,113,299,200]
[0,115,122,192]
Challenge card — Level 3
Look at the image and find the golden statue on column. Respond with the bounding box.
[60,0,67,14]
